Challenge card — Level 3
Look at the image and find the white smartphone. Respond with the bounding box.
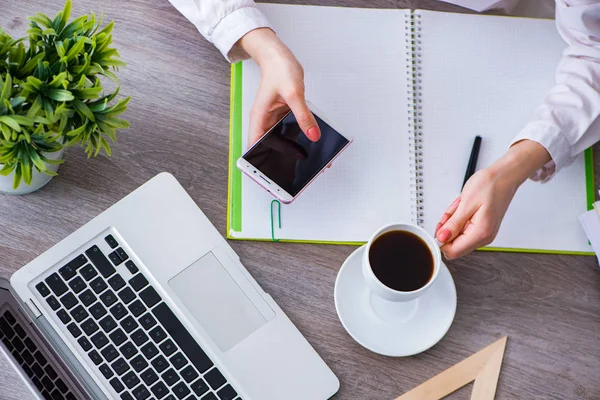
[237,106,352,204]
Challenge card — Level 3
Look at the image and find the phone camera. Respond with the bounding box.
[253,170,256,173]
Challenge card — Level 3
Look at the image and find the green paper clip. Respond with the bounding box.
[270,200,281,242]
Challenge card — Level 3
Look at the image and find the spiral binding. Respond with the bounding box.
[405,11,424,226]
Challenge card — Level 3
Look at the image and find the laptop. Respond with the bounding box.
[3,172,339,400]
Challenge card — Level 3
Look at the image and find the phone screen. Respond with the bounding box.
[242,112,350,197]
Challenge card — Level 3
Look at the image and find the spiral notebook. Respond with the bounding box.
[227,4,595,254]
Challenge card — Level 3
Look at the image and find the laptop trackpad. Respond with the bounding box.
[169,252,268,352]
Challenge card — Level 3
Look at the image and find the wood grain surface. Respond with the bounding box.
[1,1,599,399]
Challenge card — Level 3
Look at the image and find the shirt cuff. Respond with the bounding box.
[211,6,274,63]
[510,121,572,182]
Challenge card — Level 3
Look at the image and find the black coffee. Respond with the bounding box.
[369,230,433,292]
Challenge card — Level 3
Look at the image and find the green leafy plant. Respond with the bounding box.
[0,0,130,189]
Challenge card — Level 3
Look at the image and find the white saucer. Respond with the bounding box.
[334,245,457,357]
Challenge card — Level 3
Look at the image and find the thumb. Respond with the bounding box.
[286,93,320,142]
[436,203,476,244]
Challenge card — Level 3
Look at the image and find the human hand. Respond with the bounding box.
[238,28,320,147]
[435,140,551,259]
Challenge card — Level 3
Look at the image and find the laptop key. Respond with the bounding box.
[122,370,141,389]
[60,293,78,310]
[79,264,98,281]
[24,337,37,352]
[46,296,60,311]
[149,326,166,343]
[12,336,25,352]
[139,287,162,308]
[139,313,157,330]
[91,332,109,349]
[121,392,134,400]
[99,363,114,379]
[131,329,149,346]
[3,310,15,325]
[120,315,138,333]
[11,350,23,364]
[45,273,67,296]
[90,302,108,320]
[105,234,119,249]
[201,394,217,400]
[111,303,128,321]
[0,317,15,338]
[59,255,86,281]
[150,381,169,398]
[56,377,69,393]
[89,350,103,365]
[118,287,136,305]
[131,354,148,372]
[109,274,126,291]
[32,376,44,391]
[110,328,128,347]
[100,315,118,333]
[140,342,159,360]
[128,300,146,317]
[78,337,92,351]
[153,303,213,373]
[101,344,119,363]
[181,365,198,383]
[111,357,131,376]
[129,274,148,292]
[79,289,97,307]
[205,368,227,390]
[170,352,187,370]
[191,378,209,397]
[109,251,123,266]
[159,339,176,357]
[44,364,58,380]
[110,377,125,393]
[22,349,34,365]
[120,341,138,359]
[31,362,44,377]
[116,248,129,262]
[41,376,54,391]
[67,322,82,338]
[100,290,118,307]
[35,282,50,297]
[131,384,151,400]
[172,381,191,399]
[23,364,34,378]
[13,323,26,338]
[90,277,109,294]
[86,245,116,278]
[151,355,169,373]
[125,260,138,274]
[140,367,159,385]
[56,309,71,324]
[161,368,180,387]
[33,350,47,366]
[217,384,237,400]
[68,276,87,294]
[70,305,89,323]
[81,318,99,335]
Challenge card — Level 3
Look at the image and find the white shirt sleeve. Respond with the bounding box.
[166,0,274,62]
[510,0,600,182]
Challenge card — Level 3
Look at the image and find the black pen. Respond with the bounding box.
[462,136,482,190]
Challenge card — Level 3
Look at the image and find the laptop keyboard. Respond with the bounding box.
[34,234,242,400]
[0,309,77,400]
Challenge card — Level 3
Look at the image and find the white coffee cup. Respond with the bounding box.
[362,223,441,320]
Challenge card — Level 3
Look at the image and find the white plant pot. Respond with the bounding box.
[0,148,65,195]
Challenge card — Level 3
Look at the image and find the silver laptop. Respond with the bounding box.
[4,172,339,400]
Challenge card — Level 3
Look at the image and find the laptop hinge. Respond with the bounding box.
[25,298,42,319]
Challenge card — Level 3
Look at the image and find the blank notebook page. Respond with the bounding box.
[237,5,412,242]
[417,10,590,252]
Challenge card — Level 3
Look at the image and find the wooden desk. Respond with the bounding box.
[1,1,599,399]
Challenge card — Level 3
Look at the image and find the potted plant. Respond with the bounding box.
[0,0,130,195]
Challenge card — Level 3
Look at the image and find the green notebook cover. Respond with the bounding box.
[227,62,596,255]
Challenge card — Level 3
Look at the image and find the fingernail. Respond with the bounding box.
[440,213,450,225]
[437,229,451,243]
[308,126,320,141]
[451,197,461,207]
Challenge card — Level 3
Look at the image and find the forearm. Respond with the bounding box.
[490,140,552,188]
